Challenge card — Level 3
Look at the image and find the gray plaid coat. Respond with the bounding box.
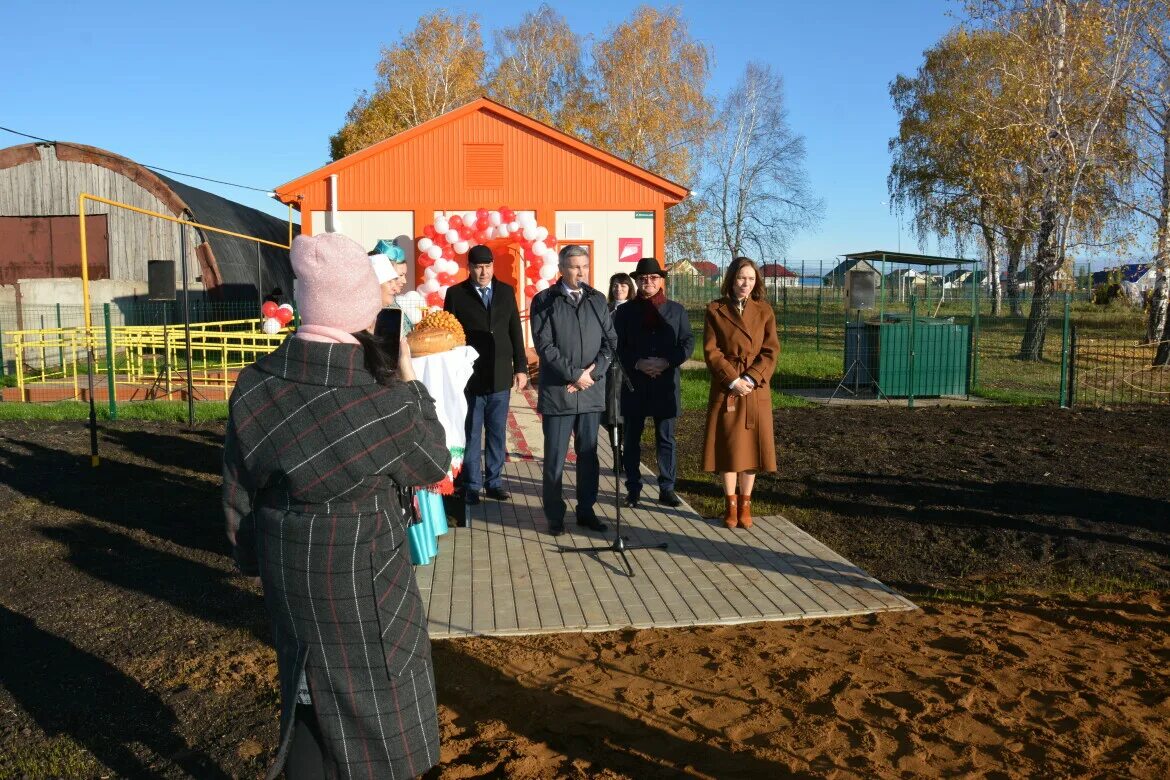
[223,336,451,780]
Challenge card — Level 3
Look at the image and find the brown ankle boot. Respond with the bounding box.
[738,496,753,529]
[722,495,738,528]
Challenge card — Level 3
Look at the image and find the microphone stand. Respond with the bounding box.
[558,377,667,576]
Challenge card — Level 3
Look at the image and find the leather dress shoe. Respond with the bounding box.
[464,490,480,505]
[576,515,608,532]
[548,523,565,537]
[484,486,511,501]
[659,488,682,507]
[624,492,640,508]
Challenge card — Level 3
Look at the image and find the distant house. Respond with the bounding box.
[666,259,705,278]
[760,262,800,287]
[691,260,721,279]
[823,258,881,287]
[1091,263,1155,292]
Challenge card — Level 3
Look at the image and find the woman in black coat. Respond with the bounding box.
[224,233,451,780]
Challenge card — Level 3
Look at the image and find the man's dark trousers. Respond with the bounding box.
[463,389,510,493]
[622,415,677,495]
[542,411,602,528]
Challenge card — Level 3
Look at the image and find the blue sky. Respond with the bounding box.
[1,0,959,268]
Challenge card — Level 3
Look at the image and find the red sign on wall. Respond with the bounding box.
[618,237,643,263]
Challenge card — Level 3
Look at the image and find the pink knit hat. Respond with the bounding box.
[291,233,382,333]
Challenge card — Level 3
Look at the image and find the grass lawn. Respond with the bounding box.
[0,400,229,422]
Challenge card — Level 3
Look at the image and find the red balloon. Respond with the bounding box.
[426,291,443,308]
[417,254,434,267]
[525,284,538,298]
[458,225,473,240]
[275,308,294,326]
[526,265,541,281]
[475,216,490,231]
[545,234,557,247]
[423,225,437,239]
[261,301,279,318]
[476,207,488,219]
[437,271,454,285]
[449,215,463,229]
[501,208,516,223]
[441,246,454,260]
[471,229,488,244]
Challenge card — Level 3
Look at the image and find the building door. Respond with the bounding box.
[0,214,110,284]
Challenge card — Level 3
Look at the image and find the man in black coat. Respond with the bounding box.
[530,245,617,535]
[613,257,695,508]
[444,245,528,504]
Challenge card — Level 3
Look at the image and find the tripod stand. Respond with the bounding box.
[558,421,668,577]
[830,312,890,404]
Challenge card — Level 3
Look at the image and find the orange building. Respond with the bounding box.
[273,97,689,310]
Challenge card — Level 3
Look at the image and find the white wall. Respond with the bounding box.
[309,210,416,287]
[556,210,655,291]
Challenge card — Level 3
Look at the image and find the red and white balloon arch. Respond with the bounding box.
[415,206,559,308]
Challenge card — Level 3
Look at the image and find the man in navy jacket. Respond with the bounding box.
[612,257,694,508]
[531,245,617,535]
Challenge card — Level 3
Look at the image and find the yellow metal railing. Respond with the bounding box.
[3,319,289,402]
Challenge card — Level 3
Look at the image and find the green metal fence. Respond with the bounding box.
[681,289,1159,406]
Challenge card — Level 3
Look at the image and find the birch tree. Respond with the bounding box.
[968,0,1141,360]
[1120,2,1170,363]
[585,6,714,259]
[330,12,485,159]
[702,62,823,263]
[486,4,592,135]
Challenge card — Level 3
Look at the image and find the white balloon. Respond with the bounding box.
[261,317,282,335]
[424,267,437,280]
[535,226,549,241]
[462,211,476,225]
[536,279,550,291]
[426,245,442,260]
[417,237,433,252]
[454,240,470,255]
[488,210,502,226]
[542,253,559,268]
[518,213,536,229]
[422,279,440,294]
[277,303,294,312]
[434,217,449,234]
[496,225,510,238]
[521,226,536,241]
[438,286,448,299]
[539,264,557,281]
[445,229,459,244]
[531,240,547,255]
[507,221,519,234]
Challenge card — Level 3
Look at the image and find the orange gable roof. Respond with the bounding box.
[274,97,690,206]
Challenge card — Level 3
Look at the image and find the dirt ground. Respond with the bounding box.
[1,407,1168,779]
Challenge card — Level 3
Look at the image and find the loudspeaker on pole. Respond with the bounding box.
[147,260,176,301]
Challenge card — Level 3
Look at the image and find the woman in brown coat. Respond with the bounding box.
[702,257,780,529]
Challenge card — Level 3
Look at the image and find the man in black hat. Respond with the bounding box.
[445,245,528,504]
[612,257,694,508]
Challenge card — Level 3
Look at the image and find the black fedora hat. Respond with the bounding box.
[632,257,667,277]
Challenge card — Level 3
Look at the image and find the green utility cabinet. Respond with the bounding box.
[876,317,969,397]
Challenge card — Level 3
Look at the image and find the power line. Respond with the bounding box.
[0,125,274,194]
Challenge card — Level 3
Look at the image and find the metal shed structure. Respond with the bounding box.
[0,141,294,305]
[273,97,690,306]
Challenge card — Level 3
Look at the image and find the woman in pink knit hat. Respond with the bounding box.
[223,232,450,780]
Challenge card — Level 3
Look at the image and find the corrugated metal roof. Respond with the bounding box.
[158,175,297,301]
